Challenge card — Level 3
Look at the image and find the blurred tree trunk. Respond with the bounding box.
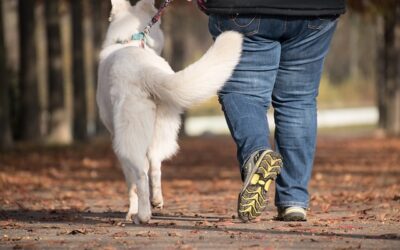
[35,1,49,138]
[18,0,41,141]
[93,0,110,136]
[71,0,87,140]
[349,14,360,79]
[377,5,400,136]
[60,0,74,143]
[45,0,71,143]
[376,16,386,131]
[0,0,13,148]
[83,0,96,137]
[163,6,188,136]
[92,0,110,57]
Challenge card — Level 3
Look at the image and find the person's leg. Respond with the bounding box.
[272,17,338,213]
[208,15,285,221]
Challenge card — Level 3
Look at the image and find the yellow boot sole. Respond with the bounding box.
[238,150,283,222]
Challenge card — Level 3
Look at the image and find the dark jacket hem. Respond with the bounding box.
[203,7,345,16]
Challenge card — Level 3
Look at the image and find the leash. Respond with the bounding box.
[117,0,175,48]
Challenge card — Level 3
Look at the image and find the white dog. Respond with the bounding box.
[97,0,242,224]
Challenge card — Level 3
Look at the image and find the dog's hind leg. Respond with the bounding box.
[148,157,163,209]
[127,183,138,221]
[112,96,156,224]
[119,163,138,221]
[148,106,181,209]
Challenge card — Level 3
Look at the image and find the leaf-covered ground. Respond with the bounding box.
[1,136,399,249]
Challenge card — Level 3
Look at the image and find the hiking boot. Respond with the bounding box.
[238,150,283,222]
[277,206,307,221]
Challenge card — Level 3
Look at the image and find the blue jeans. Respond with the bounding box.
[208,14,337,209]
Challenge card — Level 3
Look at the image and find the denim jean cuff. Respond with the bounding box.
[275,201,309,209]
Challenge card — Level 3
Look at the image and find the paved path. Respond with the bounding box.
[1,136,399,249]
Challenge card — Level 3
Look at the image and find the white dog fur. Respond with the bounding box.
[97,0,242,224]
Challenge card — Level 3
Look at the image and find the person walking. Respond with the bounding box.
[197,0,346,222]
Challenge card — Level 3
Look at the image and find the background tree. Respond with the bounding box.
[45,0,72,143]
[349,0,400,136]
[92,0,111,135]
[0,0,12,148]
[82,0,96,137]
[18,0,41,141]
[71,0,87,140]
[378,3,400,136]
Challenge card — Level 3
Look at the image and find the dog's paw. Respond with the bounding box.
[127,212,149,224]
[150,192,164,209]
[136,209,152,224]
[133,214,151,224]
[125,212,136,222]
[133,215,141,225]
[151,200,163,209]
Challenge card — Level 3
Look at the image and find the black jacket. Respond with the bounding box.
[198,0,346,16]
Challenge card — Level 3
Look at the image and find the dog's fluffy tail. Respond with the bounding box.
[148,31,242,108]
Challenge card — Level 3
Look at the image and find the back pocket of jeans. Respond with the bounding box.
[217,14,260,36]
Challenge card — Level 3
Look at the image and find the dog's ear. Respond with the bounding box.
[110,0,131,19]
[135,0,157,15]
[111,0,130,7]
